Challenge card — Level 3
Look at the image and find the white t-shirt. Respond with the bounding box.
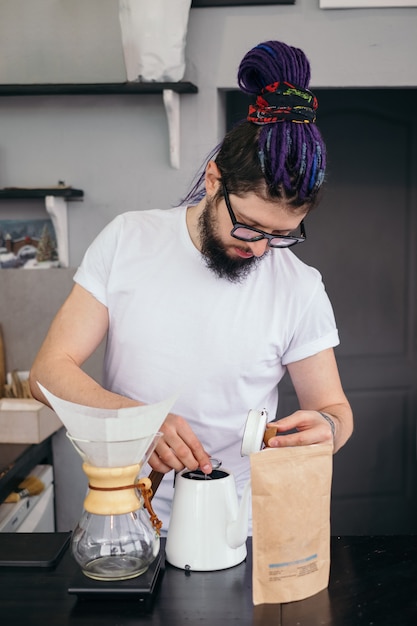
[74,207,339,532]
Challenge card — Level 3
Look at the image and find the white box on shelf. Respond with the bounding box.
[0,398,62,444]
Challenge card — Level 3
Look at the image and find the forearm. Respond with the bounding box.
[284,349,353,453]
[315,402,353,453]
[29,354,140,410]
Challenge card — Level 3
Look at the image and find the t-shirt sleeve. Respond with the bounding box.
[281,278,339,365]
[73,214,124,307]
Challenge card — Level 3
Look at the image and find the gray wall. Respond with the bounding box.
[0,0,416,267]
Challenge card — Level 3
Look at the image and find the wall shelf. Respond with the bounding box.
[0,82,198,96]
[0,187,83,200]
[0,82,199,169]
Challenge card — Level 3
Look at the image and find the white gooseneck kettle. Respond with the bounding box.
[165,409,268,571]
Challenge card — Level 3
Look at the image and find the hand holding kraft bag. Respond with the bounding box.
[250,443,333,605]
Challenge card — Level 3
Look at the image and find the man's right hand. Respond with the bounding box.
[148,412,213,475]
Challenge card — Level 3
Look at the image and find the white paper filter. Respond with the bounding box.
[37,383,177,466]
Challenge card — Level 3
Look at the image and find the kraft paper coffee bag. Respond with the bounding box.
[250,443,333,605]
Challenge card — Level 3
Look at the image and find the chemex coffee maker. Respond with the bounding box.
[165,408,269,571]
[65,431,167,608]
[67,432,163,581]
[36,383,175,607]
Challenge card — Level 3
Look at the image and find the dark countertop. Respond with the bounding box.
[0,535,416,625]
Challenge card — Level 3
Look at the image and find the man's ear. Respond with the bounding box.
[205,160,222,196]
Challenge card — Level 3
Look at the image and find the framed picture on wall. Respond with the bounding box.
[320,0,417,7]
[191,1,295,6]
[0,218,59,269]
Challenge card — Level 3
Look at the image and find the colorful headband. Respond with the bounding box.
[247,81,318,125]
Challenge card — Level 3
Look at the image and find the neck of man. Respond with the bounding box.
[186,198,206,252]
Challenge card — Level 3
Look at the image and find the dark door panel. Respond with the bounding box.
[227,88,417,533]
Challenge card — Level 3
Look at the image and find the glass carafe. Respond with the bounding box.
[67,432,162,581]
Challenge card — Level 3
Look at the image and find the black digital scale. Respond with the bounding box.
[0,532,71,569]
[68,550,165,612]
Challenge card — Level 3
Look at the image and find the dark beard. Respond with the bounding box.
[198,198,265,283]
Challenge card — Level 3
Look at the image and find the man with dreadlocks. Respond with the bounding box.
[30,40,353,532]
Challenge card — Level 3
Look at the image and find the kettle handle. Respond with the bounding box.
[226,478,252,549]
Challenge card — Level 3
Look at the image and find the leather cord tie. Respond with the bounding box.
[88,479,163,533]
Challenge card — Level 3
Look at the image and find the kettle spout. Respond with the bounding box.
[226,479,251,549]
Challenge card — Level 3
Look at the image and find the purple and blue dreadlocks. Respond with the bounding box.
[183,40,326,212]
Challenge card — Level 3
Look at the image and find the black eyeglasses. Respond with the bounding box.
[222,182,306,249]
